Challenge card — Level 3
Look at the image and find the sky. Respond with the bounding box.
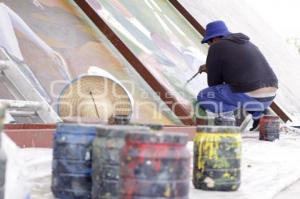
[246,0,300,38]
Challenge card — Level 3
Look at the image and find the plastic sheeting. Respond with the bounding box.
[3,131,300,199]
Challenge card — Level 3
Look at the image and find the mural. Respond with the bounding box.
[178,0,300,120]
[87,0,208,108]
[0,3,71,102]
[0,0,178,124]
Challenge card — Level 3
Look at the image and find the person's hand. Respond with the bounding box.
[198,64,207,73]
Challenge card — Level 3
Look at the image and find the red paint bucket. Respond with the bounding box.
[120,131,190,199]
[259,115,280,141]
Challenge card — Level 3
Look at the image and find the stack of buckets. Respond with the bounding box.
[51,124,97,199]
[193,126,242,191]
[91,126,149,199]
[0,104,6,199]
[51,123,191,199]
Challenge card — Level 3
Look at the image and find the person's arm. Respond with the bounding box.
[198,64,207,74]
[206,46,223,86]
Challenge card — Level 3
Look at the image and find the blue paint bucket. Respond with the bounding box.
[51,123,97,199]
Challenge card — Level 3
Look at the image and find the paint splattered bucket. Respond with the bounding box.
[0,149,6,199]
[193,126,242,191]
[259,115,280,141]
[120,131,190,199]
[0,103,6,199]
[92,126,149,199]
[52,123,98,199]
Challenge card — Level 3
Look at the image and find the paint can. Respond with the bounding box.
[193,126,241,191]
[120,131,190,198]
[51,123,98,199]
[0,103,6,199]
[0,149,6,199]
[92,126,149,199]
[214,116,236,126]
[108,115,131,125]
[259,115,280,141]
[0,103,5,146]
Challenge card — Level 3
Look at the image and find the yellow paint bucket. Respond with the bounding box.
[193,126,242,191]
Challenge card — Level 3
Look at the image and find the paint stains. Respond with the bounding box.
[193,127,242,191]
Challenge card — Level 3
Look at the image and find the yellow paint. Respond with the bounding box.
[164,185,171,197]
[194,131,241,171]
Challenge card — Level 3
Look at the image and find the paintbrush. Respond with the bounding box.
[184,72,200,87]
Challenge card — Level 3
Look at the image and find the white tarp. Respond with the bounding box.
[3,131,300,199]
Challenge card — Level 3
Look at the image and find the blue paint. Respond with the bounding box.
[51,123,97,199]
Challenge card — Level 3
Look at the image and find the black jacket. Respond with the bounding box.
[206,33,278,92]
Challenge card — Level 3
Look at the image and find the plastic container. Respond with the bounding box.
[0,103,6,199]
[108,115,131,125]
[92,126,149,199]
[214,116,236,126]
[0,150,6,199]
[0,103,5,146]
[52,123,98,199]
[259,115,280,141]
[120,131,190,199]
[193,126,241,191]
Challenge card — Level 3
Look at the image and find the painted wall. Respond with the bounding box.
[87,0,209,108]
[0,0,177,124]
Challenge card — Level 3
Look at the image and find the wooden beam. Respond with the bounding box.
[169,0,205,35]
[74,0,194,125]
[270,102,292,122]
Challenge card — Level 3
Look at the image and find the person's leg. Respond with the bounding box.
[197,84,274,129]
[197,84,245,114]
[246,97,275,130]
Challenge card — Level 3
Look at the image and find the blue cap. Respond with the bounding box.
[201,20,230,44]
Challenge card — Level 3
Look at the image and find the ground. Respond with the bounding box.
[274,179,300,199]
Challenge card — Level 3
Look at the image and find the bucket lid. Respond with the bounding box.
[197,125,241,133]
[96,125,150,137]
[132,123,164,131]
[56,123,101,135]
[126,131,188,145]
[262,115,280,120]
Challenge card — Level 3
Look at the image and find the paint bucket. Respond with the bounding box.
[0,149,6,199]
[214,116,236,126]
[0,103,5,143]
[259,115,280,141]
[92,126,149,199]
[108,115,131,125]
[193,126,241,191]
[120,131,190,198]
[0,103,6,199]
[51,123,98,199]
